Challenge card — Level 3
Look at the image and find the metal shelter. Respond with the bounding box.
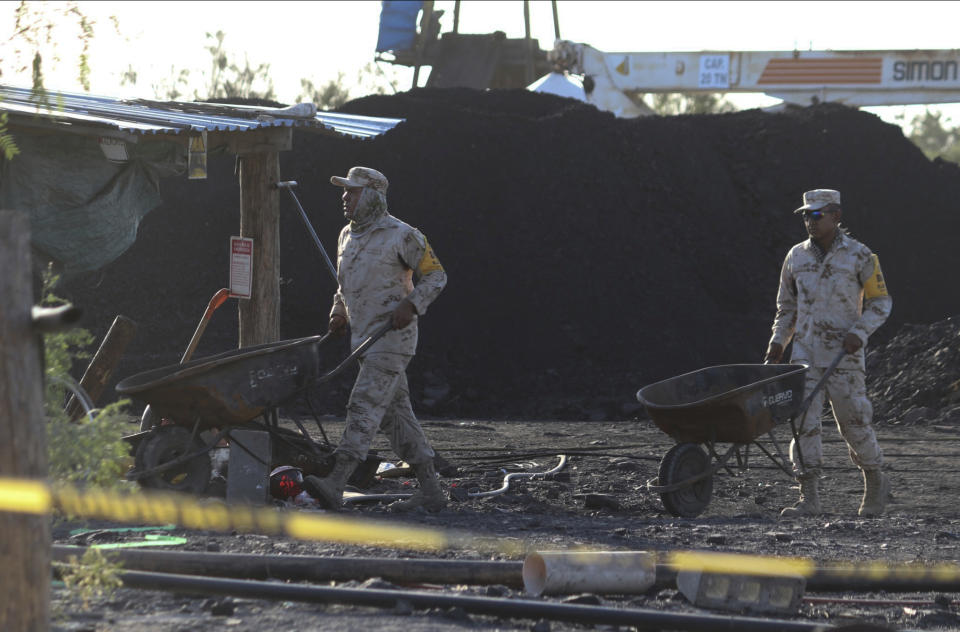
[0,84,404,348]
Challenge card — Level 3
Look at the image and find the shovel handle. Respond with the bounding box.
[181,288,231,364]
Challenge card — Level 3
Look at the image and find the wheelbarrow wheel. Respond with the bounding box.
[136,426,211,494]
[658,442,713,518]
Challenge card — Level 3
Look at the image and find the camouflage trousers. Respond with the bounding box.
[333,352,436,466]
[790,366,883,476]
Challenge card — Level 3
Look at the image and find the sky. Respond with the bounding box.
[4,1,960,129]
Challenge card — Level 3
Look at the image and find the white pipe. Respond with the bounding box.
[468,455,567,498]
[343,455,568,505]
[523,551,656,596]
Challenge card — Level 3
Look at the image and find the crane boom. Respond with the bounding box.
[549,40,960,117]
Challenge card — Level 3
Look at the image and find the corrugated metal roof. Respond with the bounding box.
[0,84,403,140]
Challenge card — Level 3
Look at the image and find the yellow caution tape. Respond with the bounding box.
[0,477,520,555]
[2,476,958,581]
[668,551,816,577]
[0,478,52,515]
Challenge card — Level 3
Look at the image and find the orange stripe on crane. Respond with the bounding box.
[757,58,883,84]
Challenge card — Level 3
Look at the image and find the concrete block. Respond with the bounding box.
[677,570,805,614]
[226,429,272,504]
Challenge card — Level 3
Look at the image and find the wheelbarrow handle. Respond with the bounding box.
[795,349,847,419]
[315,320,394,384]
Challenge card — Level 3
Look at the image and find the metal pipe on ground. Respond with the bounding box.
[100,568,836,631]
[52,546,524,587]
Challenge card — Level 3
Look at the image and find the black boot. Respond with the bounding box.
[388,460,447,512]
[303,453,359,510]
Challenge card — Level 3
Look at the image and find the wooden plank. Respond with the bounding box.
[0,210,50,632]
[237,152,281,348]
[65,315,138,421]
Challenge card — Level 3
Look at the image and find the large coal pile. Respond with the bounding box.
[60,88,960,421]
[867,315,960,426]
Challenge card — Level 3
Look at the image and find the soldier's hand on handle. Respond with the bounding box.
[329,314,347,336]
[391,299,417,330]
[764,342,784,364]
[842,332,863,354]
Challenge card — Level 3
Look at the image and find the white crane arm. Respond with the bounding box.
[550,40,960,112]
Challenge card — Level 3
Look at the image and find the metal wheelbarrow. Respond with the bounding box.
[116,322,392,495]
[636,352,844,518]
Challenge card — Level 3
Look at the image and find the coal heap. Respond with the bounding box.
[60,88,960,421]
[867,315,960,426]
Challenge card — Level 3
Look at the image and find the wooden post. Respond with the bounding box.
[237,151,281,348]
[453,0,460,33]
[412,0,435,89]
[0,210,50,632]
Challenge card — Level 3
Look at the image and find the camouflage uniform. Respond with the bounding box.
[769,231,892,476]
[328,168,447,466]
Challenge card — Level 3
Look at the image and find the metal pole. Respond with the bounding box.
[453,0,460,33]
[523,0,534,85]
[552,0,560,41]
[275,181,338,284]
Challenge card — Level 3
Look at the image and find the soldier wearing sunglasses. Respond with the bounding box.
[764,189,893,518]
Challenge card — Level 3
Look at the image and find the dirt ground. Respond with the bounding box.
[51,414,960,632]
[45,87,960,632]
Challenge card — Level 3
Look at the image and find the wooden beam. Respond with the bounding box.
[0,211,50,632]
[211,127,292,155]
[237,152,281,348]
[65,315,138,421]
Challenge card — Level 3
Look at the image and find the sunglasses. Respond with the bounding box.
[802,209,835,222]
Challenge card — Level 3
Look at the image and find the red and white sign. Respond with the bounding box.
[229,236,254,299]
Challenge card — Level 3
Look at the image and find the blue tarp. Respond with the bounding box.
[376,1,423,52]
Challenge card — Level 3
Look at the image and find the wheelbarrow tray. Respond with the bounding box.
[637,363,807,444]
[116,335,324,427]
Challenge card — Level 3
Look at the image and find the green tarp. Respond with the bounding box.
[0,131,185,276]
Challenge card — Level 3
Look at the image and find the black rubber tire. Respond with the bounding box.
[658,442,713,518]
[136,426,211,494]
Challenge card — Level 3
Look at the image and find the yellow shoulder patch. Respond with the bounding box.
[863,254,889,299]
[417,238,444,276]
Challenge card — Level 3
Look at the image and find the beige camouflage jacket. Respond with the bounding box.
[330,213,446,356]
[770,233,892,371]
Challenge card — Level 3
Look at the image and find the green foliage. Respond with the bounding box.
[150,65,191,101]
[649,92,738,116]
[4,1,98,90]
[55,547,123,611]
[1,1,102,162]
[299,75,350,110]
[298,62,399,110]
[0,112,19,159]
[906,108,960,164]
[200,30,275,101]
[40,264,134,489]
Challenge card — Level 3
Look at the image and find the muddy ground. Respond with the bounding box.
[51,412,960,632]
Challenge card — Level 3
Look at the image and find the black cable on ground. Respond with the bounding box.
[112,568,834,632]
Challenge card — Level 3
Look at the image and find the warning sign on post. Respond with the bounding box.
[229,236,253,299]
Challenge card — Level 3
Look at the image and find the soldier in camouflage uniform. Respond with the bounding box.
[765,189,893,518]
[303,166,448,512]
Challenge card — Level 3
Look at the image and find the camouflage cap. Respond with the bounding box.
[330,166,388,194]
[794,189,841,213]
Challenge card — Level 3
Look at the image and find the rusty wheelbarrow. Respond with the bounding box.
[116,322,392,494]
[636,352,844,518]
